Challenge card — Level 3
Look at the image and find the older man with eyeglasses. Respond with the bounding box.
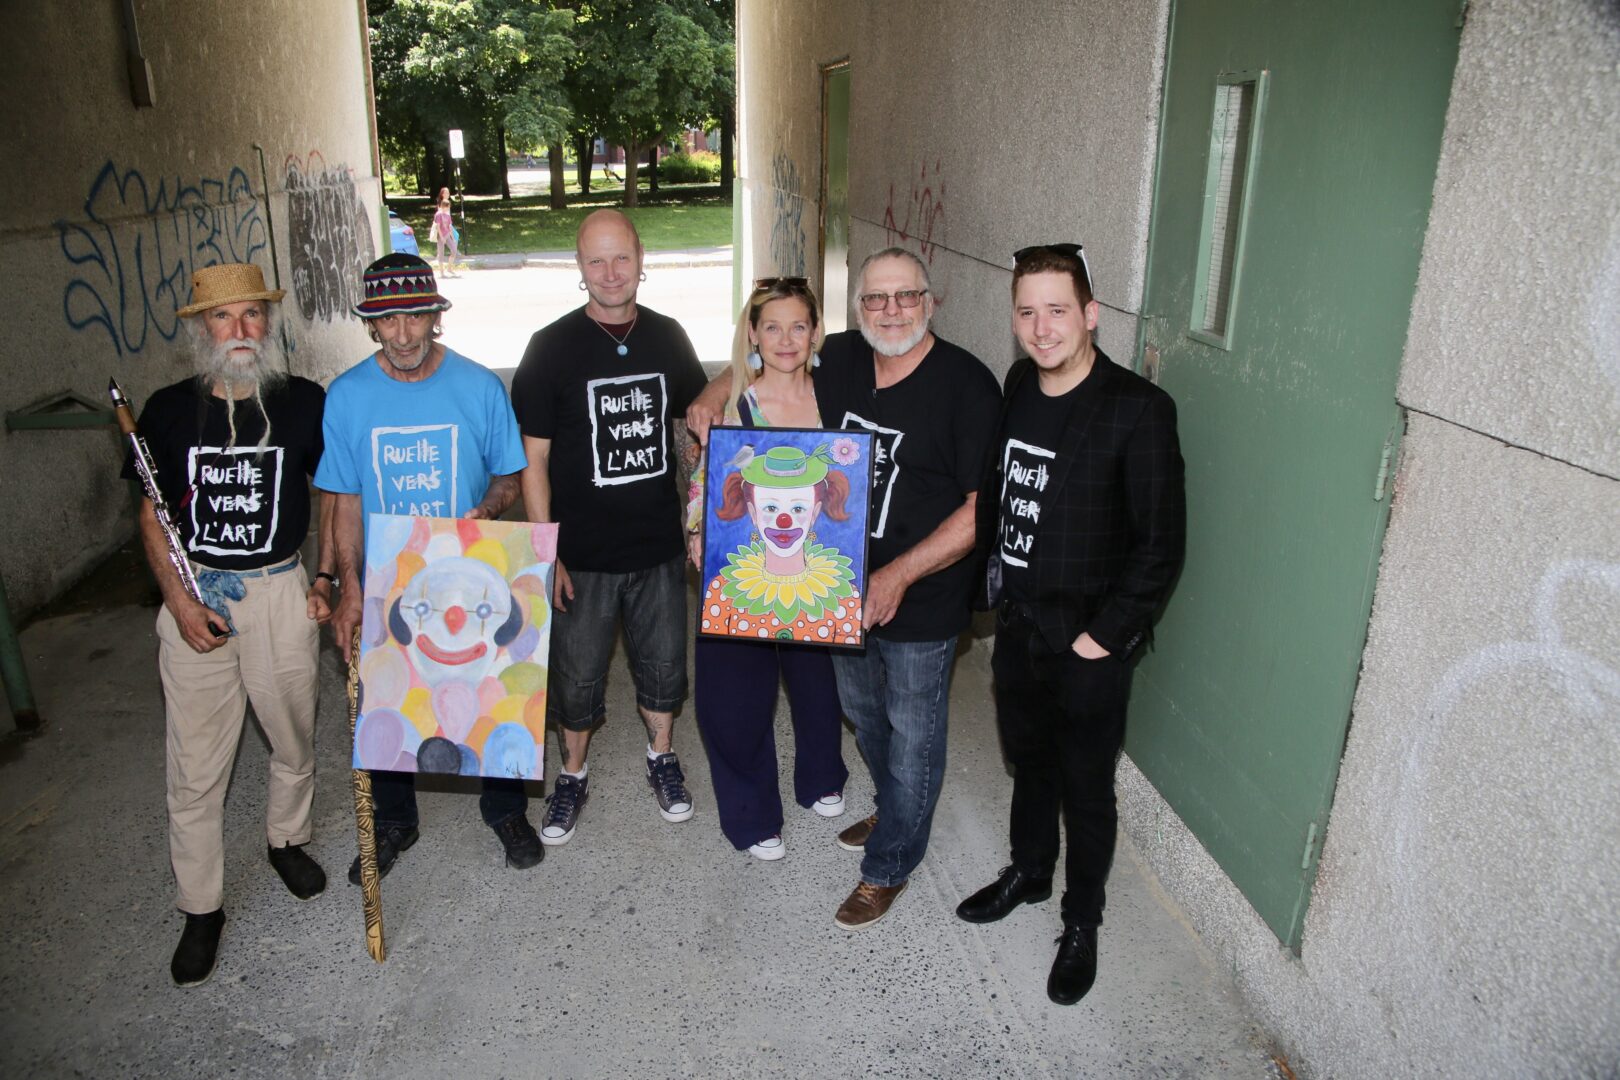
[688,246,1001,930]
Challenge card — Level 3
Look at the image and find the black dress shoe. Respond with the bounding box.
[493,814,544,869]
[347,823,420,886]
[171,909,225,987]
[1048,923,1098,1005]
[956,865,1053,924]
[268,842,326,900]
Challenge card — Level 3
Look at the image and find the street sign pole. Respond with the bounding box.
[448,128,466,222]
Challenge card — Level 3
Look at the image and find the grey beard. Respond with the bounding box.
[859,319,929,358]
[193,335,287,453]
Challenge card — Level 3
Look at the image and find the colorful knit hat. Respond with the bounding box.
[353,252,453,318]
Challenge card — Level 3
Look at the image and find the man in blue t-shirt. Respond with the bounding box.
[318,253,539,881]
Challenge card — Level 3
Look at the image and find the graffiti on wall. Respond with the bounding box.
[769,149,806,275]
[1381,557,1620,1061]
[58,161,268,356]
[285,152,376,323]
[882,161,947,265]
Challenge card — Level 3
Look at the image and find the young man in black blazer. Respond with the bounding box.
[959,244,1185,1005]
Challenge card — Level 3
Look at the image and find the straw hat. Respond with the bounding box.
[176,263,285,317]
[353,253,453,318]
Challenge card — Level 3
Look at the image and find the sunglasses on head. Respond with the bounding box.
[1013,243,1095,294]
[753,276,810,290]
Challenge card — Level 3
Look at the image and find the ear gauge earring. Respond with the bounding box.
[578,280,587,291]
[811,351,822,369]
[747,352,763,372]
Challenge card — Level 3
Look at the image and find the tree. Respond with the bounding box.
[568,0,730,207]
[369,0,574,196]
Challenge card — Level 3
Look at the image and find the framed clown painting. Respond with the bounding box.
[697,427,874,649]
[353,515,557,780]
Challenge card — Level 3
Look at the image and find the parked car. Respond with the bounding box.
[387,209,419,256]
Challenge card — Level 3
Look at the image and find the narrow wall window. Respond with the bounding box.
[1190,70,1268,348]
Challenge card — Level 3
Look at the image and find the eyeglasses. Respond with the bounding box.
[857,289,928,311]
[1013,243,1095,292]
[753,276,809,291]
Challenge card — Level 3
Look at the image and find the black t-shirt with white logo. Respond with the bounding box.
[814,329,1001,641]
[997,373,1083,603]
[511,305,707,572]
[121,376,325,570]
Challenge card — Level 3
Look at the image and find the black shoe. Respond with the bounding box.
[956,865,1053,924]
[1048,924,1098,1005]
[268,842,326,900]
[493,814,544,870]
[347,823,420,886]
[171,909,225,987]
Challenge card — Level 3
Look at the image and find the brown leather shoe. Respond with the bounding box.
[834,879,908,931]
[836,813,878,852]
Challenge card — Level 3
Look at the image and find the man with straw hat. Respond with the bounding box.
[123,261,334,987]
[320,252,539,880]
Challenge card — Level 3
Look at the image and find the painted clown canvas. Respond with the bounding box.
[353,515,557,780]
[698,428,874,649]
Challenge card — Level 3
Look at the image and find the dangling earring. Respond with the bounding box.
[811,351,822,369]
[577,280,587,291]
[750,530,759,543]
[747,352,763,372]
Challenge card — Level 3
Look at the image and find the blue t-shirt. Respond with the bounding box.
[315,349,526,519]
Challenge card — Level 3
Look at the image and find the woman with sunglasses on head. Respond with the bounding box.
[684,278,851,861]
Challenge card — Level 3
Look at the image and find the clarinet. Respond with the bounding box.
[108,378,228,638]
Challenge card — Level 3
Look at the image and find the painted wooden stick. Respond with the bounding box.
[347,626,386,962]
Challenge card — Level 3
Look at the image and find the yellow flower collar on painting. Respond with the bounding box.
[720,542,857,623]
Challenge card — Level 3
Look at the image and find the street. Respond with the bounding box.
[433,261,736,374]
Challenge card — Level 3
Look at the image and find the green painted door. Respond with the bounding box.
[820,64,851,334]
[1132,0,1461,948]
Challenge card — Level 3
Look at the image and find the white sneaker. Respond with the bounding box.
[748,835,786,861]
[812,792,846,818]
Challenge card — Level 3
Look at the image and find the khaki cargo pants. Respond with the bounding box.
[155,568,320,913]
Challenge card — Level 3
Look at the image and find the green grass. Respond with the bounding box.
[391,184,731,256]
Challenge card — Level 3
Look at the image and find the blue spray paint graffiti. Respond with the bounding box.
[57,161,268,356]
[769,150,806,275]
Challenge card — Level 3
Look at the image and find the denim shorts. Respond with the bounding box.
[547,555,689,730]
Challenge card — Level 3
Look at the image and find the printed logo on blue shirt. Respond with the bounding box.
[371,424,460,516]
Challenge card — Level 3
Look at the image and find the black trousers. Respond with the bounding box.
[990,604,1130,928]
[370,771,526,830]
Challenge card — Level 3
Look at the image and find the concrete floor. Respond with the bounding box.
[0,571,1276,1078]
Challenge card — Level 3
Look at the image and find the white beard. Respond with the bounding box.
[859,319,929,358]
[190,323,288,452]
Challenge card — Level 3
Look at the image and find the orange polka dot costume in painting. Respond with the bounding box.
[701,568,864,645]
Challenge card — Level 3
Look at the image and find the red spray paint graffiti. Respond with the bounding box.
[882,161,946,264]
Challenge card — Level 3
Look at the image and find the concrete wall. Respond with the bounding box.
[743,0,1619,1075]
[1121,1,1620,1075]
[0,1,380,627]
[737,0,1170,376]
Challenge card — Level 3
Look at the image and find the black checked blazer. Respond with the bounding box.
[975,349,1186,660]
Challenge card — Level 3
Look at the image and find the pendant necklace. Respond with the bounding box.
[590,311,638,356]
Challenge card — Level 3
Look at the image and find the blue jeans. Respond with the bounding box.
[832,637,955,887]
